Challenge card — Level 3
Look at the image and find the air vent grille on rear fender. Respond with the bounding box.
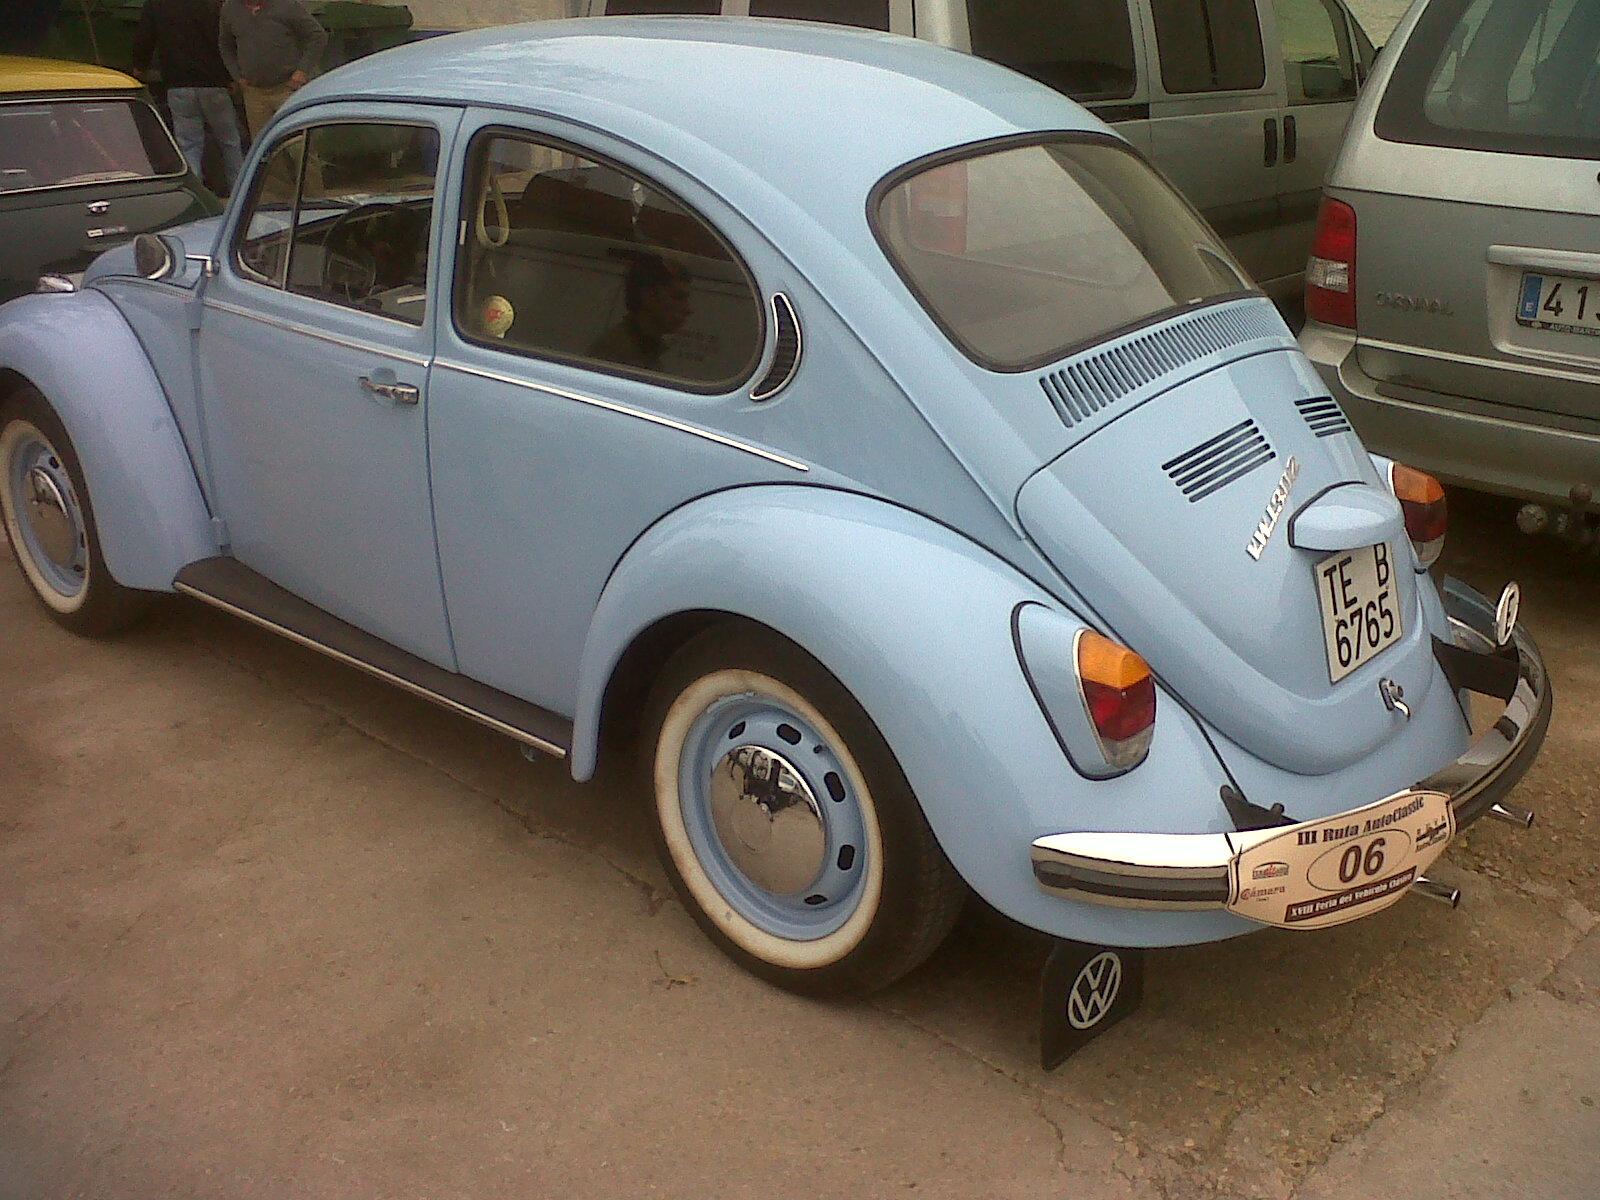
[1296,395,1353,438]
[1163,419,1275,502]
[1039,303,1284,428]
[750,292,801,401]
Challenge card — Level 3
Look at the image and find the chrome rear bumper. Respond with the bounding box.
[1030,578,1551,911]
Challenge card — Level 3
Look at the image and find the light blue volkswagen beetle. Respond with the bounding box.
[0,18,1551,1064]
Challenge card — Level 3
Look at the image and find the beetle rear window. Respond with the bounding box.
[1374,0,1600,160]
[0,98,183,194]
[875,138,1252,371]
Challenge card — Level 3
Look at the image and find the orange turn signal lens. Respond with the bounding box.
[1391,463,1447,567]
[1076,631,1156,766]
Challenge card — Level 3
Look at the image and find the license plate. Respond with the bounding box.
[1517,271,1600,338]
[1316,543,1402,683]
[1227,790,1454,930]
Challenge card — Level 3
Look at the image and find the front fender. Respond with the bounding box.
[574,486,1249,946]
[0,290,213,590]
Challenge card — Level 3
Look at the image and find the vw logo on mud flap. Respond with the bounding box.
[1067,951,1122,1029]
[1040,944,1144,1069]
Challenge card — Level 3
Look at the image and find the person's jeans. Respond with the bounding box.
[167,86,243,194]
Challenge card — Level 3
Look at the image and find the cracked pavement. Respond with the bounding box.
[3,493,1599,1199]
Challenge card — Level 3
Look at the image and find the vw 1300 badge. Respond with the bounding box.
[1245,455,1300,560]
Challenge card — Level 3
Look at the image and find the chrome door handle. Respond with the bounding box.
[359,375,420,405]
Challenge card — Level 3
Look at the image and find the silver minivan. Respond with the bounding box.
[1300,0,1600,512]
[589,0,1376,304]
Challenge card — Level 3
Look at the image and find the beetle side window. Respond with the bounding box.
[1149,0,1268,93]
[232,122,439,324]
[966,0,1136,102]
[454,132,762,390]
[1272,0,1357,103]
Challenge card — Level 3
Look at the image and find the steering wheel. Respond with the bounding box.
[320,203,409,304]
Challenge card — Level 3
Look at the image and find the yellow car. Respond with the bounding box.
[0,55,218,301]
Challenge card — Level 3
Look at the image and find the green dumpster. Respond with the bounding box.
[42,0,413,78]
[310,1,415,72]
[41,0,146,75]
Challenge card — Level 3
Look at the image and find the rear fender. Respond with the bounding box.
[573,486,1246,946]
[0,291,214,589]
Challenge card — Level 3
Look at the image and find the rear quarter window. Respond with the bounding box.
[1375,0,1600,158]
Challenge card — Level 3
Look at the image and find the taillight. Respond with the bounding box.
[1391,462,1447,567]
[1077,630,1156,770]
[1306,197,1357,329]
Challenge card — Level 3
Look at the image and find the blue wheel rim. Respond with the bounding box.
[678,692,870,941]
[7,427,87,600]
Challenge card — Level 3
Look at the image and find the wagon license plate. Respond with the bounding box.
[1227,790,1454,930]
[1517,271,1600,338]
[1316,543,1402,683]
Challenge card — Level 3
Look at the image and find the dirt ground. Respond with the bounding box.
[2,492,1598,1199]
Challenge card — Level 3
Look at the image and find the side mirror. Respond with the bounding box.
[132,232,181,281]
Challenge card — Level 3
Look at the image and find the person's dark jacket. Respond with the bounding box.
[131,0,233,88]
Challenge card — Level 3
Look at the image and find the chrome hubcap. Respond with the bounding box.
[709,744,826,894]
[22,465,76,569]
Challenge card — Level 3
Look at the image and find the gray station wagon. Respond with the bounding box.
[1300,0,1600,522]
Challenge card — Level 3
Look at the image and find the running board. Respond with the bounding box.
[173,557,572,757]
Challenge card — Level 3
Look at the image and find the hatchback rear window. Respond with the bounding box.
[1375,0,1600,159]
[874,137,1252,371]
[0,98,184,194]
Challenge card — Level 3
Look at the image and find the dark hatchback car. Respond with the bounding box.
[0,54,218,302]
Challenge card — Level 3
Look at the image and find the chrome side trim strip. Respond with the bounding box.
[203,298,432,365]
[1358,335,1600,386]
[435,358,810,473]
[174,580,568,757]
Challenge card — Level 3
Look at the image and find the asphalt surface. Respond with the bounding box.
[3,490,1599,1199]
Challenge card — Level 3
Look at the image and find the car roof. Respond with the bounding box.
[0,55,140,93]
[286,18,1105,206]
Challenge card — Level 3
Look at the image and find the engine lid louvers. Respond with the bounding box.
[1163,420,1275,502]
[1296,396,1353,438]
[1039,302,1285,429]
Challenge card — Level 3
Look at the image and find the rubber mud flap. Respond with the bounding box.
[1039,941,1145,1070]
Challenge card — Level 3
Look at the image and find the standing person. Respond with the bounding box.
[131,0,244,195]
[219,0,328,139]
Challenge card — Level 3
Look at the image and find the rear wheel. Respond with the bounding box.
[645,625,963,995]
[0,387,149,635]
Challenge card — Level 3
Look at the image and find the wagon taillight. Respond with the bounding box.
[1306,197,1357,329]
[1077,631,1156,771]
[1392,462,1447,567]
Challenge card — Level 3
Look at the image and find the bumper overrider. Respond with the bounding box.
[1030,578,1551,920]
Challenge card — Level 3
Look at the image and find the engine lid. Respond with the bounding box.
[1016,347,1435,776]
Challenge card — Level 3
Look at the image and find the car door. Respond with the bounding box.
[426,118,778,715]
[1264,0,1360,292]
[197,103,462,668]
[1141,0,1285,289]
